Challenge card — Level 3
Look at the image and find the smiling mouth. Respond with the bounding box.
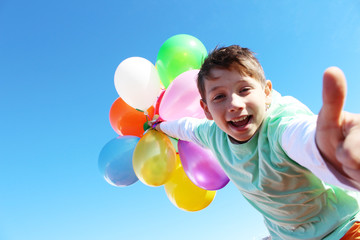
[229,115,251,128]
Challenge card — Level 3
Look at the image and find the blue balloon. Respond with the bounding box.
[98,136,140,187]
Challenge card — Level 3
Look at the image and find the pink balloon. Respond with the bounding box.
[159,70,205,121]
[178,140,229,190]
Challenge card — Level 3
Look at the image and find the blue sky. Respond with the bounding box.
[0,1,359,239]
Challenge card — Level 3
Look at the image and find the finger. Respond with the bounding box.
[341,167,360,182]
[321,67,347,124]
[336,142,360,169]
[335,114,360,168]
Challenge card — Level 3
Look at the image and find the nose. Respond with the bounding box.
[228,93,245,112]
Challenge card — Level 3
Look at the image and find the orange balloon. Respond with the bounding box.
[109,97,154,137]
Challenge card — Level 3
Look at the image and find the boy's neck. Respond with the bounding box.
[228,135,249,144]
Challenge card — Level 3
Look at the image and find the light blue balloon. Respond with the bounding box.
[98,136,140,187]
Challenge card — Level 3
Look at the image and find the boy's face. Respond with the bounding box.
[200,68,272,142]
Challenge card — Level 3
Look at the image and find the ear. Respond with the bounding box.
[264,80,272,105]
[200,99,213,120]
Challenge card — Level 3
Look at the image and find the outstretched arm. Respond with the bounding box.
[316,67,360,182]
[153,117,206,146]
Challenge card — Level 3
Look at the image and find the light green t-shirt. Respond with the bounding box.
[193,91,360,240]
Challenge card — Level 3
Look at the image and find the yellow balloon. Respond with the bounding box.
[164,155,216,212]
[133,130,176,186]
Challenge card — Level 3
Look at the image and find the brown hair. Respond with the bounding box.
[197,45,266,101]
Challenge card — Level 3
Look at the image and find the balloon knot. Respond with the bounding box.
[146,115,163,129]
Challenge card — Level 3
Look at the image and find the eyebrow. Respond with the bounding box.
[207,79,250,94]
[208,85,223,94]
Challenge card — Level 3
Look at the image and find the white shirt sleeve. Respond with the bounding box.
[281,115,360,191]
[158,117,205,146]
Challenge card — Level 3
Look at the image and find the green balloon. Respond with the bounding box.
[156,34,207,88]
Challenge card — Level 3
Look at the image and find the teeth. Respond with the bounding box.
[233,116,248,122]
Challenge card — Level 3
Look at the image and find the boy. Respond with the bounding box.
[154,45,360,239]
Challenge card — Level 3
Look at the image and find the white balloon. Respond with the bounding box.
[114,57,161,111]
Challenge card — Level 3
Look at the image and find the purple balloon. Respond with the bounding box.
[178,140,229,190]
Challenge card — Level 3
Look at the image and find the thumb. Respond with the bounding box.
[320,67,347,124]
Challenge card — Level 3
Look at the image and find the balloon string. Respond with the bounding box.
[135,108,152,122]
[144,110,149,122]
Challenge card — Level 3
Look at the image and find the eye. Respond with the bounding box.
[239,87,251,94]
[212,94,225,102]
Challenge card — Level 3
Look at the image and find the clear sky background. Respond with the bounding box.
[1,1,360,240]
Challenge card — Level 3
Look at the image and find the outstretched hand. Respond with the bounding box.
[316,67,360,182]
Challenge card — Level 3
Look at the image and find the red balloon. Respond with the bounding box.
[109,97,154,137]
[154,89,166,116]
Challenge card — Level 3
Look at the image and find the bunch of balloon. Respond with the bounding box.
[98,34,229,212]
